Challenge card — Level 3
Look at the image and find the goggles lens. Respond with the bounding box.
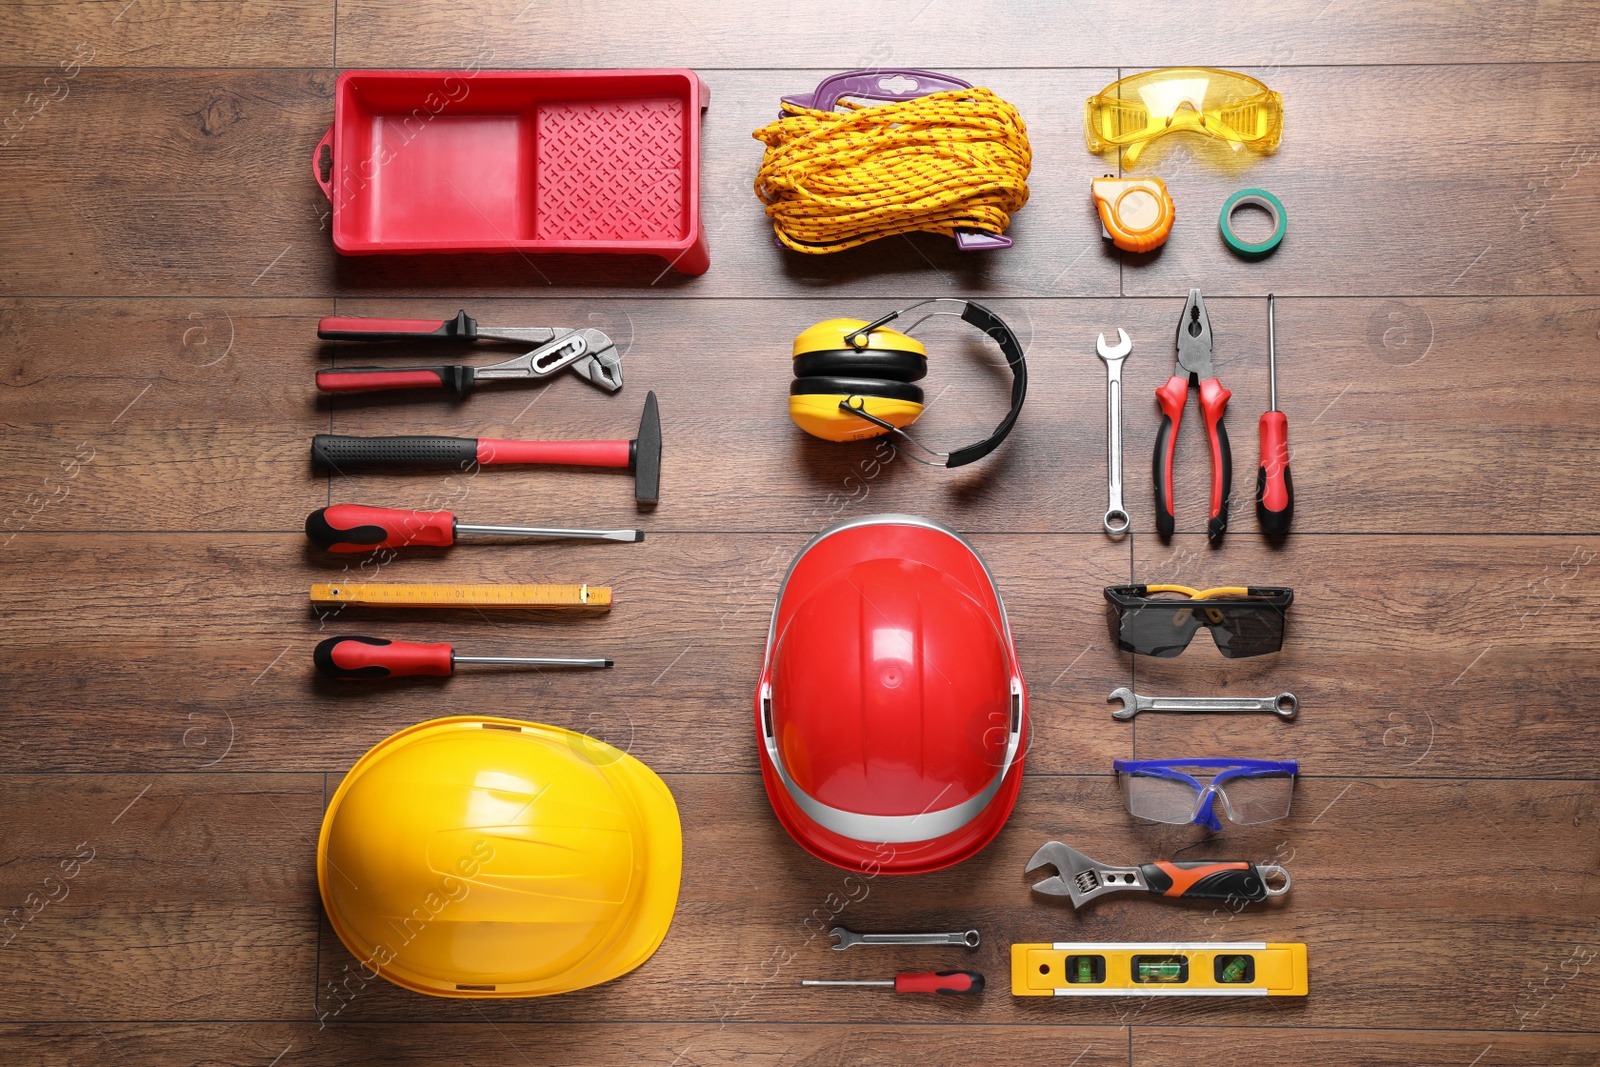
[1086,68,1283,164]
[1105,585,1291,659]
[1117,761,1297,829]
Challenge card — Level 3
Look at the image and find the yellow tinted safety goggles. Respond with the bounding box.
[1086,68,1283,166]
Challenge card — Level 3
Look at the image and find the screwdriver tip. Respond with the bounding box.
[632,531,645,542]
[603,658,615,667]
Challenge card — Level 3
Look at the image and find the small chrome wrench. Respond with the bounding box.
[1109,686,1298,721]
[1097,329,1132,536]
[829,926,980,951]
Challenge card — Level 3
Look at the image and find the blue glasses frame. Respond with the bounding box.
[1113,757,1299,832]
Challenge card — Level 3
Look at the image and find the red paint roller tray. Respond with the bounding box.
[313,69,710,274]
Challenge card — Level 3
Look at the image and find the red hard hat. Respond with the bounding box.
[756,515,1028,875]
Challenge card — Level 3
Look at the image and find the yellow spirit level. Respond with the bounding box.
[1011,942,1307,997]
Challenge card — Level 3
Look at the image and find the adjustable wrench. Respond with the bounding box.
[1097,329,1131,535]
[1027,841,1291,908]
[830,926,980,951]
[1108,687,1298,721]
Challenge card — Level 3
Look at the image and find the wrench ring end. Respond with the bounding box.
[1274,692,1299,719]
[1103,509,1130,536]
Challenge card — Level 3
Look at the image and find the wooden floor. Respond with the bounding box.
[2,2,1598,1064]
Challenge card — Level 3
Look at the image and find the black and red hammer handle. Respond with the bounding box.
[311,434,634,470]
[1139,860,1270,901]
[318,310,477,342]
[1153,376,1233,541]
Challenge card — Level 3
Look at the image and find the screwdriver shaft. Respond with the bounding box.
[1267,294,1278,411]
[800,980,894,987]
[454,655,612,669]
[455,522,642,543]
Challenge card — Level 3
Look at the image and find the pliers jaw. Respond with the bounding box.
[1155,288,1233,542]
[1175,288,1214,378]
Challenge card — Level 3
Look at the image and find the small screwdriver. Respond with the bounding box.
[1255,294,1293,537]
[314,635,611,680]
[306,503,642,553]
[799,971,985,995]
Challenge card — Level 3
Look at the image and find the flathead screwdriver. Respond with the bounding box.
[306,503,642,553]
[314,635,611,679]
[1255,295,1293,537]
[800,971,985,995]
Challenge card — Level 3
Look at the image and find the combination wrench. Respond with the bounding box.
[1108,686,1298,721]
[829,926,981,951]
[1097,329,1132,536]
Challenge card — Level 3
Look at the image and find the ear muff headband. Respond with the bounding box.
[791,299,1026,468]
[948,301,1027,467]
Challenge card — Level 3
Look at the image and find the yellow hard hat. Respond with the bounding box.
[317,716,682,998]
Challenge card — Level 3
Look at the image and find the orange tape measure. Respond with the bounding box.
[1092,176,1175,254]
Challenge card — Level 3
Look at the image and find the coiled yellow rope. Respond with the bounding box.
[752,88,1032,254]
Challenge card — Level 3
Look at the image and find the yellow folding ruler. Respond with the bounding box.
[1011,942,1307,997]
[310,582,611,609]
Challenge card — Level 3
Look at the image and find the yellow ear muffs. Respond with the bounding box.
[787,302,1027,466]
[790,377,925,442]
[790,319,929,442]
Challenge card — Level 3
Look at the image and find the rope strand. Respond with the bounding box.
[752,88,1032,254]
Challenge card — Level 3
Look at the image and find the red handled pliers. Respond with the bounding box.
[1155,289,1232,541]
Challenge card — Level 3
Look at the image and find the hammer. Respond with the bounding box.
[311,391,662,504]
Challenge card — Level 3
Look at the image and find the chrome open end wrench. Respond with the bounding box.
[1108,687,1298,721]
[1097,329,1132,536]
[829,926,981,951]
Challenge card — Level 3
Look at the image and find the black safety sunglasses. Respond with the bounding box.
[1104,584,1293,658]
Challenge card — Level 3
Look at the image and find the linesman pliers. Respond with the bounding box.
[1155,289,1232,540]
[314,309,624,398]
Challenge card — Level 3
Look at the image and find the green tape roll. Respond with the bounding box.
[1219,188,1286,258]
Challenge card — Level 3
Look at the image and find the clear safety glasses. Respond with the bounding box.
[1114,758,1298,832]
[1086,67,1283,165]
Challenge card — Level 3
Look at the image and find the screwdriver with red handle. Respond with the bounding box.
[306,503,641,553]
[315,635,611,679]
[800,971,985,995]
[1255,295,1294,537]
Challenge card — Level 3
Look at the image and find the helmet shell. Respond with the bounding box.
[756,515,1028,874]
[318,716,682,998]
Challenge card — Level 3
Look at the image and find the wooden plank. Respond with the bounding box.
[1136,1028,1600,1066]
[4,67,1598,298]
[0,299,327,532]
[1127,533,1600,777]
[0,532,1132,776]
[0,69,335,297]
[0,1023,1132,1065]
[0,1,332,68]
[329,295,1600,536]
[315,774,1600,1031]
[1,296,1596,536]
[335,0,1600,67]
[0,775,321,1022]
[1121,295,1600,536]
[3,530,1597,779]
[1120,64,1600,297]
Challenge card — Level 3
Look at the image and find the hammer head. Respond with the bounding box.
[631,391,661,505]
